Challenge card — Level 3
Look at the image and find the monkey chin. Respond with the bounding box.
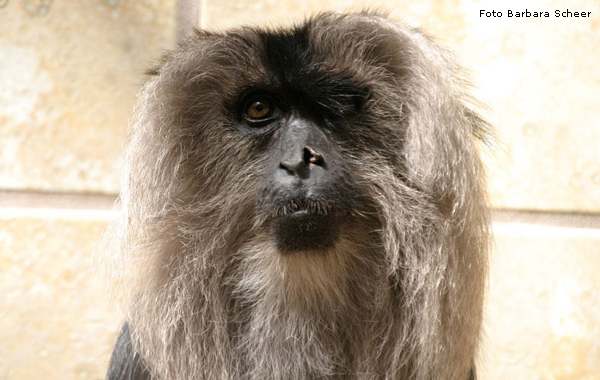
[271,211,341,254]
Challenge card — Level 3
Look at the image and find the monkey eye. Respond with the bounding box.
[244,97,276,125]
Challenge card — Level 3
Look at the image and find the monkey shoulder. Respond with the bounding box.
[106,323,152,380]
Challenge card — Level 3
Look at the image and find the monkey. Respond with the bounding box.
[106,11,491,380]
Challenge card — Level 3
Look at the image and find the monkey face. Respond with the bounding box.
[148,22,398,255]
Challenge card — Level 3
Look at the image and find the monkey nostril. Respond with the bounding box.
[280,147,324,175]
[303,147,324,166]
[279,160,296,175]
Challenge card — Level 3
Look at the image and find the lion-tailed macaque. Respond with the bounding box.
[107,12,491,380]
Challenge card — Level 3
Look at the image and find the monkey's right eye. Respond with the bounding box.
[243,97,278,126]
[246,99,270,119]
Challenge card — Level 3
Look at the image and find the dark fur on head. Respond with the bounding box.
[109,11,490,380]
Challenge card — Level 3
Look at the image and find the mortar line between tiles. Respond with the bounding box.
[491,209,600,230]
[1,190,599,229]
[0,190,117,210]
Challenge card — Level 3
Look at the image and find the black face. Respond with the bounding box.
[231,28,369,253]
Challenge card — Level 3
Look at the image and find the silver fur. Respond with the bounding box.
[108,12,491,380]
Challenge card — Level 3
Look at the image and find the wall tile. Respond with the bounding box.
[482,223,600,379]
[0,0,176,193]
[0,209,120,379]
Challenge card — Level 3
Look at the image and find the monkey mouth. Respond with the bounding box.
[268,199,343,253]
[272,198,339,218]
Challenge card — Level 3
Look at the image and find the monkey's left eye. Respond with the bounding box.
[244,98,275,124]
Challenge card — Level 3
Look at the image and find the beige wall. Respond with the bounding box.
[0,0,598,379]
